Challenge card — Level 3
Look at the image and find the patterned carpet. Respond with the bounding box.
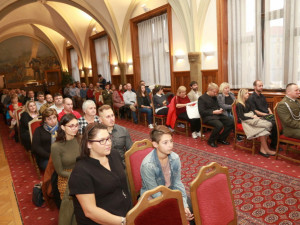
[1,118,300,225]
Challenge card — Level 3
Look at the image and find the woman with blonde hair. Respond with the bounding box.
[236,89,276,157]
[217,82,235,117]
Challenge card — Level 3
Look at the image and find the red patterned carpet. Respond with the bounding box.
[1,118,300,225]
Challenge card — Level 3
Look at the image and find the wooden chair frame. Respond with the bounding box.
[126,185,187,225]
[151,98,167,126]
[125,139,153,205]
[190,162,237,225]
[199,117,214,141]
[175,119,189,136]
[274,103,300,163]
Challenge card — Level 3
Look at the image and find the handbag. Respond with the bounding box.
[32,182,45,207]
[186,101,200,119]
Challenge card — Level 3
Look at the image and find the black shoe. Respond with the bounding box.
[259,151,269,158]
[217,140,230,145]
[134,120,138,124]
[236,135,244,142]
[208,141,218,148]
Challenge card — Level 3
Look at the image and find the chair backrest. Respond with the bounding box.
[28,117,42,143]
[231,101,239,129]
[16,107,24,127]
[274,103,283,135]
[126,185,187,225]
[190,162,237,225]
[125,139,153,205]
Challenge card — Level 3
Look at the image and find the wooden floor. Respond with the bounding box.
[0,135,23,225]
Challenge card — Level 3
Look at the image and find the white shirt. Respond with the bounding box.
[49,104,64,114]
[123,91,137,105]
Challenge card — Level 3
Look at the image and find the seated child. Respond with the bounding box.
[140,125,194,224]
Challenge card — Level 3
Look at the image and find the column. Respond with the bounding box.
[188,52,202,92]
[118,62,127,85]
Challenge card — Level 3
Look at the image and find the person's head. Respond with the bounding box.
[253,80,263,93]
[126,83,132,91]
[219,82,230,95]
[25,100,38,114]
[42,108,58,127]
[176,86,187,98]
[286,83,300,100]
[56,113,78,142]
[89,83,94,89]
[80,123,111,158]
[21,89,26,96]
[237,89,249,106]
[153,85,163,95]
[81,82,86,88]
[98,105,115,128]
[111,84,116,91]
[140,80,146,86]
[37,91,45,103]
[15,89,20,94]
[150,125,173,154]
[82,100,96,116]
[118,84,123,91]
[190,81,198,91]
[207,83,219,97]
[72,83,76,88]
[96,82,100,88]
[63,98,73,113]
[137,84,147,97]
[53,93,63,106]
[66,83,70,88]
[28,90,35,98]
[105,83,110,90]
[98,74,102,78]
[11,94,19,104]
[123,84,127,90]
[45,94,53,104]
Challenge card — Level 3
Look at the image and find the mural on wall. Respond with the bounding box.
[0,36,60,84]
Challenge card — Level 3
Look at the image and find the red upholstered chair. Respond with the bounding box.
[126,185,187,225]
[151,98,167,125]
[232,101,256,155]
[190,162,237,225]
[28,117,42,179]
[125,139,153,205]
[274,103,300,163]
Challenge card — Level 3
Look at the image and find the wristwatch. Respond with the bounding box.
[121,217,126,225]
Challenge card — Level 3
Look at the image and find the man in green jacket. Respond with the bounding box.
[277,83,300,139]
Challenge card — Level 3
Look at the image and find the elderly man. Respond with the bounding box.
[57,97,82,121]
[198,82,234,147]
[98,105,133,161]
[277,83,300,139]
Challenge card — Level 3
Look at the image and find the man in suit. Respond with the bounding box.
[198,82,234,147]
[187,81,202,102]
[277,83,300,139]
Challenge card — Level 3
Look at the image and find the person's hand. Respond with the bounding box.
[213,109,223,114]
[252,115,258,118]
[184,207,194,221]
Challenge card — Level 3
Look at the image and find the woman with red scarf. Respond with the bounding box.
[112,84,126,118]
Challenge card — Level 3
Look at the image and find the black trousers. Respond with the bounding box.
[205,115,234,143]
[269,119,278,148]
[177,112,200,133]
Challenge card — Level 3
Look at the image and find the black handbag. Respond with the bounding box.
[32,183,44,207]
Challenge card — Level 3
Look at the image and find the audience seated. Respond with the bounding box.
[123,83,138,124]
[8,94,22,127]
[86,83,95,101]
[137,84,153,128]
[187,81,201,102]
[112,84,125,118]
[18,89,27,105]
[98,105,133,162]
[198,82,234,147]
[35,91,46,112]
[78,100,99,135]
[32,108,59,170]
[57,97,81,121]
[20,100,39,151]
[140,80,151,94]
[80,82,88,102]
[69,82,81,109]
[217,82,235,118]
[51,113,80,199]
[24,90,36,103]
[277,83,300,139]
[236,89,276,157]
[102,83,113,107]
[39,93,54,115]
[248,80,278,149]
[152,85,169,115]
[140,125,195,224]
[98,74,106,89]
[63,83,71,98]
[68,123,131,225]
[50,93,64,114]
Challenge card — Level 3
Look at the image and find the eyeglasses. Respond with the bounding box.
[89,137,111,145]
[65,123,79,129]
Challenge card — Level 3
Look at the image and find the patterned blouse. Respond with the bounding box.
[78,116,100,135]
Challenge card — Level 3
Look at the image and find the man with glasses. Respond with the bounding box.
[98,104,132,161]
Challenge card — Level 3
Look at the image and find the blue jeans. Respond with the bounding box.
[139,107,153,124]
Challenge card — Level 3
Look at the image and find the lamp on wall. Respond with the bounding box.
[112,62,118,68]
[202,50,215,57]
[175,54,184,60]
[127,60,133,67]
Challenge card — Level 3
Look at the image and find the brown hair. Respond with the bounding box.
[42,108,58,124]
[137,84,148,97]
[98,104,112,116]
[150,125,173,143]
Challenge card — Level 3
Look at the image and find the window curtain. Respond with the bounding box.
[94,36,111,82]
[138,13,171,86]
[228,0,262,88]
[70,49,80,82]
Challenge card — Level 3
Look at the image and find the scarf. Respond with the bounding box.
[43,122,59,143]
[117,90,124,101]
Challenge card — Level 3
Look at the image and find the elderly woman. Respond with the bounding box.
[51,113,80,199]
[32,108,59,170]
[20,100,39,151]
[78,100,99,135]
[217,82,236,118]
[112,84,125,118]
[176,86,201,139]
[69,123,131,225]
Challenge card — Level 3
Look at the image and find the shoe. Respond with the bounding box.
[208,141,218,148]
[177,123,182,128]
[192,132,198,139]
[236,135,244,142]
[168,127,174,132]
[148,124,154,129]
[217,140,230,145]
[180,124,185,128]
[134,120,138,124]
[259,151,269,158]
[196,131,202,137]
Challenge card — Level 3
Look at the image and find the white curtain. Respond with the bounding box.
[70,49,80,82]
[94,36,111,82]
[138,13,171,86]
[228,0,262,89]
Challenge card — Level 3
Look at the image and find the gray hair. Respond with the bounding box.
[82,100,96,113]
